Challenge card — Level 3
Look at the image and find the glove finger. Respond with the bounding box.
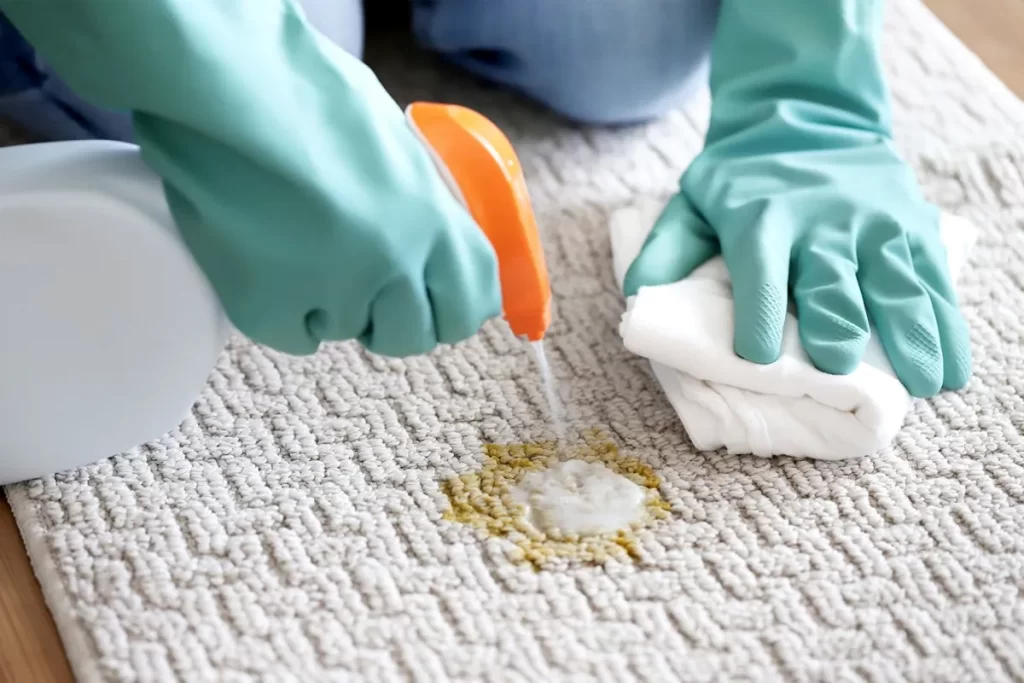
[792,234,870,375]
[911,233,972,391]
[425,221,503,346]
[721,226,791,365]
[359,275,437,357]
[859,221,943,398]
[622,194,718,297]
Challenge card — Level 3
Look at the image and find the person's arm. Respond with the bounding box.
[0,0,331,152]
[625,0,971,398]
[0,0,502,357]
[703,0,892,150]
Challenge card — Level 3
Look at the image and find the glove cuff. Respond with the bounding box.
[704,0,894,143]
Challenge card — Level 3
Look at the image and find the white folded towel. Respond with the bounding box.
[609,197,978,460]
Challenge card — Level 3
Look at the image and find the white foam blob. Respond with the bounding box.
[508,459,649,537]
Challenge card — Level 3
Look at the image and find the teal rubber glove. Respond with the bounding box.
[1,0,501,357]
[624,0,970,398]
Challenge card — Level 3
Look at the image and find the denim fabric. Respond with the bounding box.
[411,0,720,124]
[0,14,134,141]
[0,0,717,142]
[0,0,365,143]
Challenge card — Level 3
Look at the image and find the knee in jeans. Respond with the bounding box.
[416,0,720,126]
[539,54,713,126]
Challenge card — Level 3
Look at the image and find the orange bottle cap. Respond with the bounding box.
[406,102,551,342]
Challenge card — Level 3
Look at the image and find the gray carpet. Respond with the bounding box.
[8,1,1024,681]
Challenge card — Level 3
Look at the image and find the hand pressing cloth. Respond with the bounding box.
[609,197,978,460]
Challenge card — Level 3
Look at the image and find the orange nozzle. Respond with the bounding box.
[406,102,551,342]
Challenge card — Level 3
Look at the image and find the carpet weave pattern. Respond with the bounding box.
[7,1,1024,681]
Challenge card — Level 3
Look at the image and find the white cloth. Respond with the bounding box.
[609,197,978,460]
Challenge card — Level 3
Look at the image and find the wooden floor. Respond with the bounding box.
[925,0,1024,97]
[2,5,1023,682]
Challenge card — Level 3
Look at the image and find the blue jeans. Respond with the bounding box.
[0,0,719,141]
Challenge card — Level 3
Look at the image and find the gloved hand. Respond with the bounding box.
[1,0,501,357]
[623,0,970,398]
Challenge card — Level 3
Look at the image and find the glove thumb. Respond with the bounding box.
[622,193,718,297]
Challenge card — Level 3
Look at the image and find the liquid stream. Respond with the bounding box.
[531,339,567,441]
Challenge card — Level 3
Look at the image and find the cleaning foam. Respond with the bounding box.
[508,459,649,537]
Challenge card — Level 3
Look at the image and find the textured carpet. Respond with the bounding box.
[8,1,1024,681]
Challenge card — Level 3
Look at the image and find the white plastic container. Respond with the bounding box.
[0,140,231,485]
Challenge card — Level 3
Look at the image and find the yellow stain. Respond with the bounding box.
[440,430,670,570]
